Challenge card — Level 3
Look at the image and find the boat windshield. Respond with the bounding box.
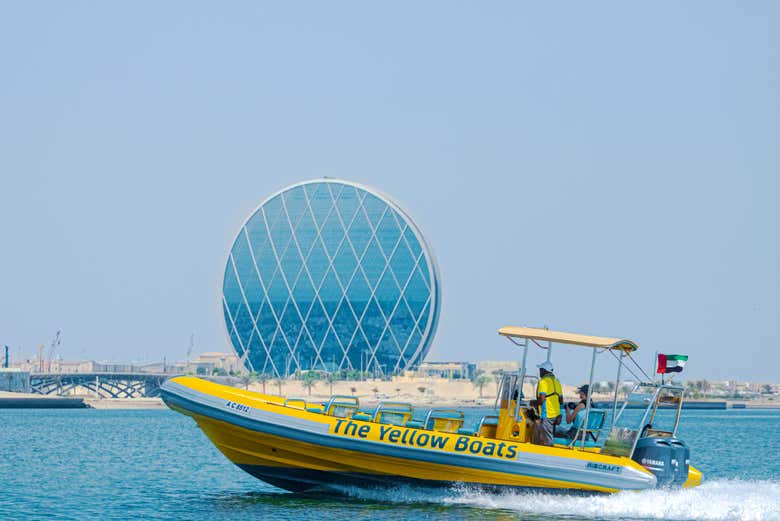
[644,386,685,437]
[602,383,684,457]
[602,385,654,456]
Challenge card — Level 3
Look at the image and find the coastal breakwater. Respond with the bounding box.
[594,400,728,410]
[0,394,88,408]
[0,392,165,409]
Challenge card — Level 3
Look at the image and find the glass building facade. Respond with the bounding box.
[222,179,441,377]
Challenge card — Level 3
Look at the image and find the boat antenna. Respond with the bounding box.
[605,349,648,384]
[626,351,652,382]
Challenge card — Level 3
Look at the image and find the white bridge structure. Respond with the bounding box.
[30,372,169,398]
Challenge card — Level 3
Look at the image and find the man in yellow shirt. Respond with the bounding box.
[532,361,563,446]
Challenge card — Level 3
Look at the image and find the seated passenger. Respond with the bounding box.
[560,385,592,440]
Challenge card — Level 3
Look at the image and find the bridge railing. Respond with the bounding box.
[29,373,172,398]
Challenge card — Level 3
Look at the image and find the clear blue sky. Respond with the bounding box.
[1,2,778,383]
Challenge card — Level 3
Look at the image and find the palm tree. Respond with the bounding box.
[325,372,335,396]
[492,370,503,387]
[302,372,318,396]
[274,378,284,395]
[258,373,270,394]
[473,375,491,398]
[240,371,257,390]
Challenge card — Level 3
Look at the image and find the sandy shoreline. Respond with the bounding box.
[3,380,779,409]
[85,398,168,409]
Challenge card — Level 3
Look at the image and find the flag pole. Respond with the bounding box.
[654,350,658,384]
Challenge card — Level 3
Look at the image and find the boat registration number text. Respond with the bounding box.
[331,419,518,460]
[225,401,251,414]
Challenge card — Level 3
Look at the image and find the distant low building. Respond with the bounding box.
[137,361,186,374]
[13,359,43,372]
[476,361,521,375]
[0,368,30,392]
[13,359,101,373]
[49,360,96,373]
[417,361,476,380]
[187,352,240,375]
[413,360,524,380]
[92,362,141,373]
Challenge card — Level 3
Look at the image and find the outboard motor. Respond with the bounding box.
[670,439,690,486]
[632,437,689,487]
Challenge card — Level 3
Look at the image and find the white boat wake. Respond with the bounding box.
[335,479,780,521]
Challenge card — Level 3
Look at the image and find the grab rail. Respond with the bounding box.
[373,401,414,425]
[424,409,465,433]
[283,398,308,410]
[475,414,499,437]
[324,395,360,418]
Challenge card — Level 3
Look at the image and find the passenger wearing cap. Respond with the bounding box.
[530,361,563,446]
[561,385,593,440]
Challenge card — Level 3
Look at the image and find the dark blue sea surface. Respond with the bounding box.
[2,408,779,520]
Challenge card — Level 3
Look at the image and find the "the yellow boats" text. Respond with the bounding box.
[331,419,518,460]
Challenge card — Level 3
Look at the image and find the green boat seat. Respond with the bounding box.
[352,412,372,422]
[457,428,475,436]
[405,420,424,429]
[306,406,324,413]
[552,409,607,449]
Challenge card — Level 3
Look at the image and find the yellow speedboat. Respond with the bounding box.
[161,326,702,493]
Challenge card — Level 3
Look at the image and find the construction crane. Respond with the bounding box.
[47,330,61,372]
[187,333,194,364]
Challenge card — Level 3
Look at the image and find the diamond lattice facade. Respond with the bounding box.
[222,179,441,377]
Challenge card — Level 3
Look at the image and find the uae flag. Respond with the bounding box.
[657,354,688,374]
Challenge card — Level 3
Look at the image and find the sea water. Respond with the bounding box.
[1,408,779,520]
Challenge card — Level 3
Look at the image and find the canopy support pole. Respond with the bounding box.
[611,351,625,430]
[580,348,597,449]
[673,389,684,437]
[516,339,529,418]
[544,324,552,362]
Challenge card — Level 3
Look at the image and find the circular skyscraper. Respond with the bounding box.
[222,179,441,377]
